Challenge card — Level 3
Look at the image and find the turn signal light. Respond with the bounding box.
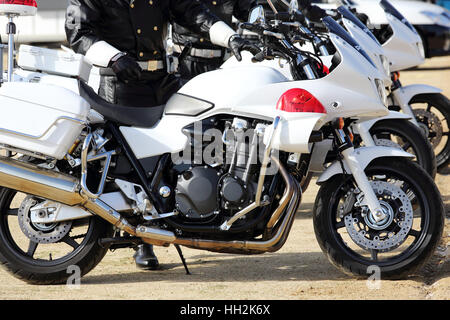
[391,71,400,82]
[337,117,345,129]
[276,88,327,114]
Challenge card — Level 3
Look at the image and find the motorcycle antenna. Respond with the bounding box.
[266,0,278,13]
[0,34,4,85]
[0,0,38,82]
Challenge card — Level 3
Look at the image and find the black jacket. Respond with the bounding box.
[65,0,220,61]
[172,0,257,49]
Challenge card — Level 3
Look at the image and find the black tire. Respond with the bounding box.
[369,119,437,178]
[409,93,450,170]
[313,158,444,279]
[0,188,114,285]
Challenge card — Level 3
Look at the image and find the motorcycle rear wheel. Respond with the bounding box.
[313,158,444,279]
[0,188,113,285]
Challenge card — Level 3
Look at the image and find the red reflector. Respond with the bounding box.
[276,88,327,114]
[0,0,37,6]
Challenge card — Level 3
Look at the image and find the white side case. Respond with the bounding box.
[17,45,92,82]
[0,82,90,159]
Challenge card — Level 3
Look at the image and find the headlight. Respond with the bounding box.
[416,41,425,60]
[421,10,450,28]
[375,79,388,107]
[379,55,391,76]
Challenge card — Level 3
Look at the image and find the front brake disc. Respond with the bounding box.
[344,180,413,252]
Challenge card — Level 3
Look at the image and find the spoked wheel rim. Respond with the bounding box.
[329,166,430,266]
[0,189,95,267]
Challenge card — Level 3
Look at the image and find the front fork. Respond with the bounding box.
[389,75,420,127]
[334,128,386,223]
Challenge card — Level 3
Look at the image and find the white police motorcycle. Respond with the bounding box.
[0,0,443,284]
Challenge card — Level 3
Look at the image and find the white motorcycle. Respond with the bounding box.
[0,1,443,284]
[223,1,437,178]
[351,0,450,170]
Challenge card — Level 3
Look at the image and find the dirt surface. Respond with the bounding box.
[0,57,448,300]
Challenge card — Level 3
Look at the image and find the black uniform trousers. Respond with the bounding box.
[99,70,182,108]
[177,54,225,81]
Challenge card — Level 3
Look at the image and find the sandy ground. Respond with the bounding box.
[0,56,448,300]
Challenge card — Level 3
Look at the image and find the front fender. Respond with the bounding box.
[352,111,411,133]
[316,146,414,184]
[393,84,442,106]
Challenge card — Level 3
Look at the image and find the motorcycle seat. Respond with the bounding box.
[78,80,165,128]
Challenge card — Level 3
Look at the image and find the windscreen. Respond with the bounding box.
[337,6,381,45]
[379,0,417,33]
[322,16,376,68]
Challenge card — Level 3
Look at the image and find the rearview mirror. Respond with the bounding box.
[248,5,265,24]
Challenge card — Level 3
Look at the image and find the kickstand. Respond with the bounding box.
[174,244,191,275]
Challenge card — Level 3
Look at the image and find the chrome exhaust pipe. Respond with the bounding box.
[0,156,84,206]
[0,156,137,236]
[171,156,301,254]
[0,155,301,253]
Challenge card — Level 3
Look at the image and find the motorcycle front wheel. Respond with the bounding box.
[313,157,444,279]
[409,93,450,171]
[0,188,113,285]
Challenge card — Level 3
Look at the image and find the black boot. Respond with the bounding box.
[133,244,160,270]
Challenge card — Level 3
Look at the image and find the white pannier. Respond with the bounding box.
[18,45,92,82]
[0,82,90,159]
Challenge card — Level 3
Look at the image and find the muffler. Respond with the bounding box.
[0,156,84,206]
[0,156,137,235]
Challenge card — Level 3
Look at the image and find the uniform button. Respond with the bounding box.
[130,3,134,8]
[212,1,217,5]
[200,38,204,42]
[137,29,142,34]
[153,26,158,31]
[149,0,153,4]
[139,52,144,57]
[153,51,158,55]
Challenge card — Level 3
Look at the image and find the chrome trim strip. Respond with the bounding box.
[0,116,85,140]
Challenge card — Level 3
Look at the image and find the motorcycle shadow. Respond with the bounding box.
[82,251,353,285]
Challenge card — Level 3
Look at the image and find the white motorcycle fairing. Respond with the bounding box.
[382,12,425,72]
[121,30,388,159]
[316,145,414,183]
[340,12,392,86]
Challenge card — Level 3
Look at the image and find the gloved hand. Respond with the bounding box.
[303,6,328,23]
[228,35,261,62]
[110,54,142,82]
[297,0,328,23]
